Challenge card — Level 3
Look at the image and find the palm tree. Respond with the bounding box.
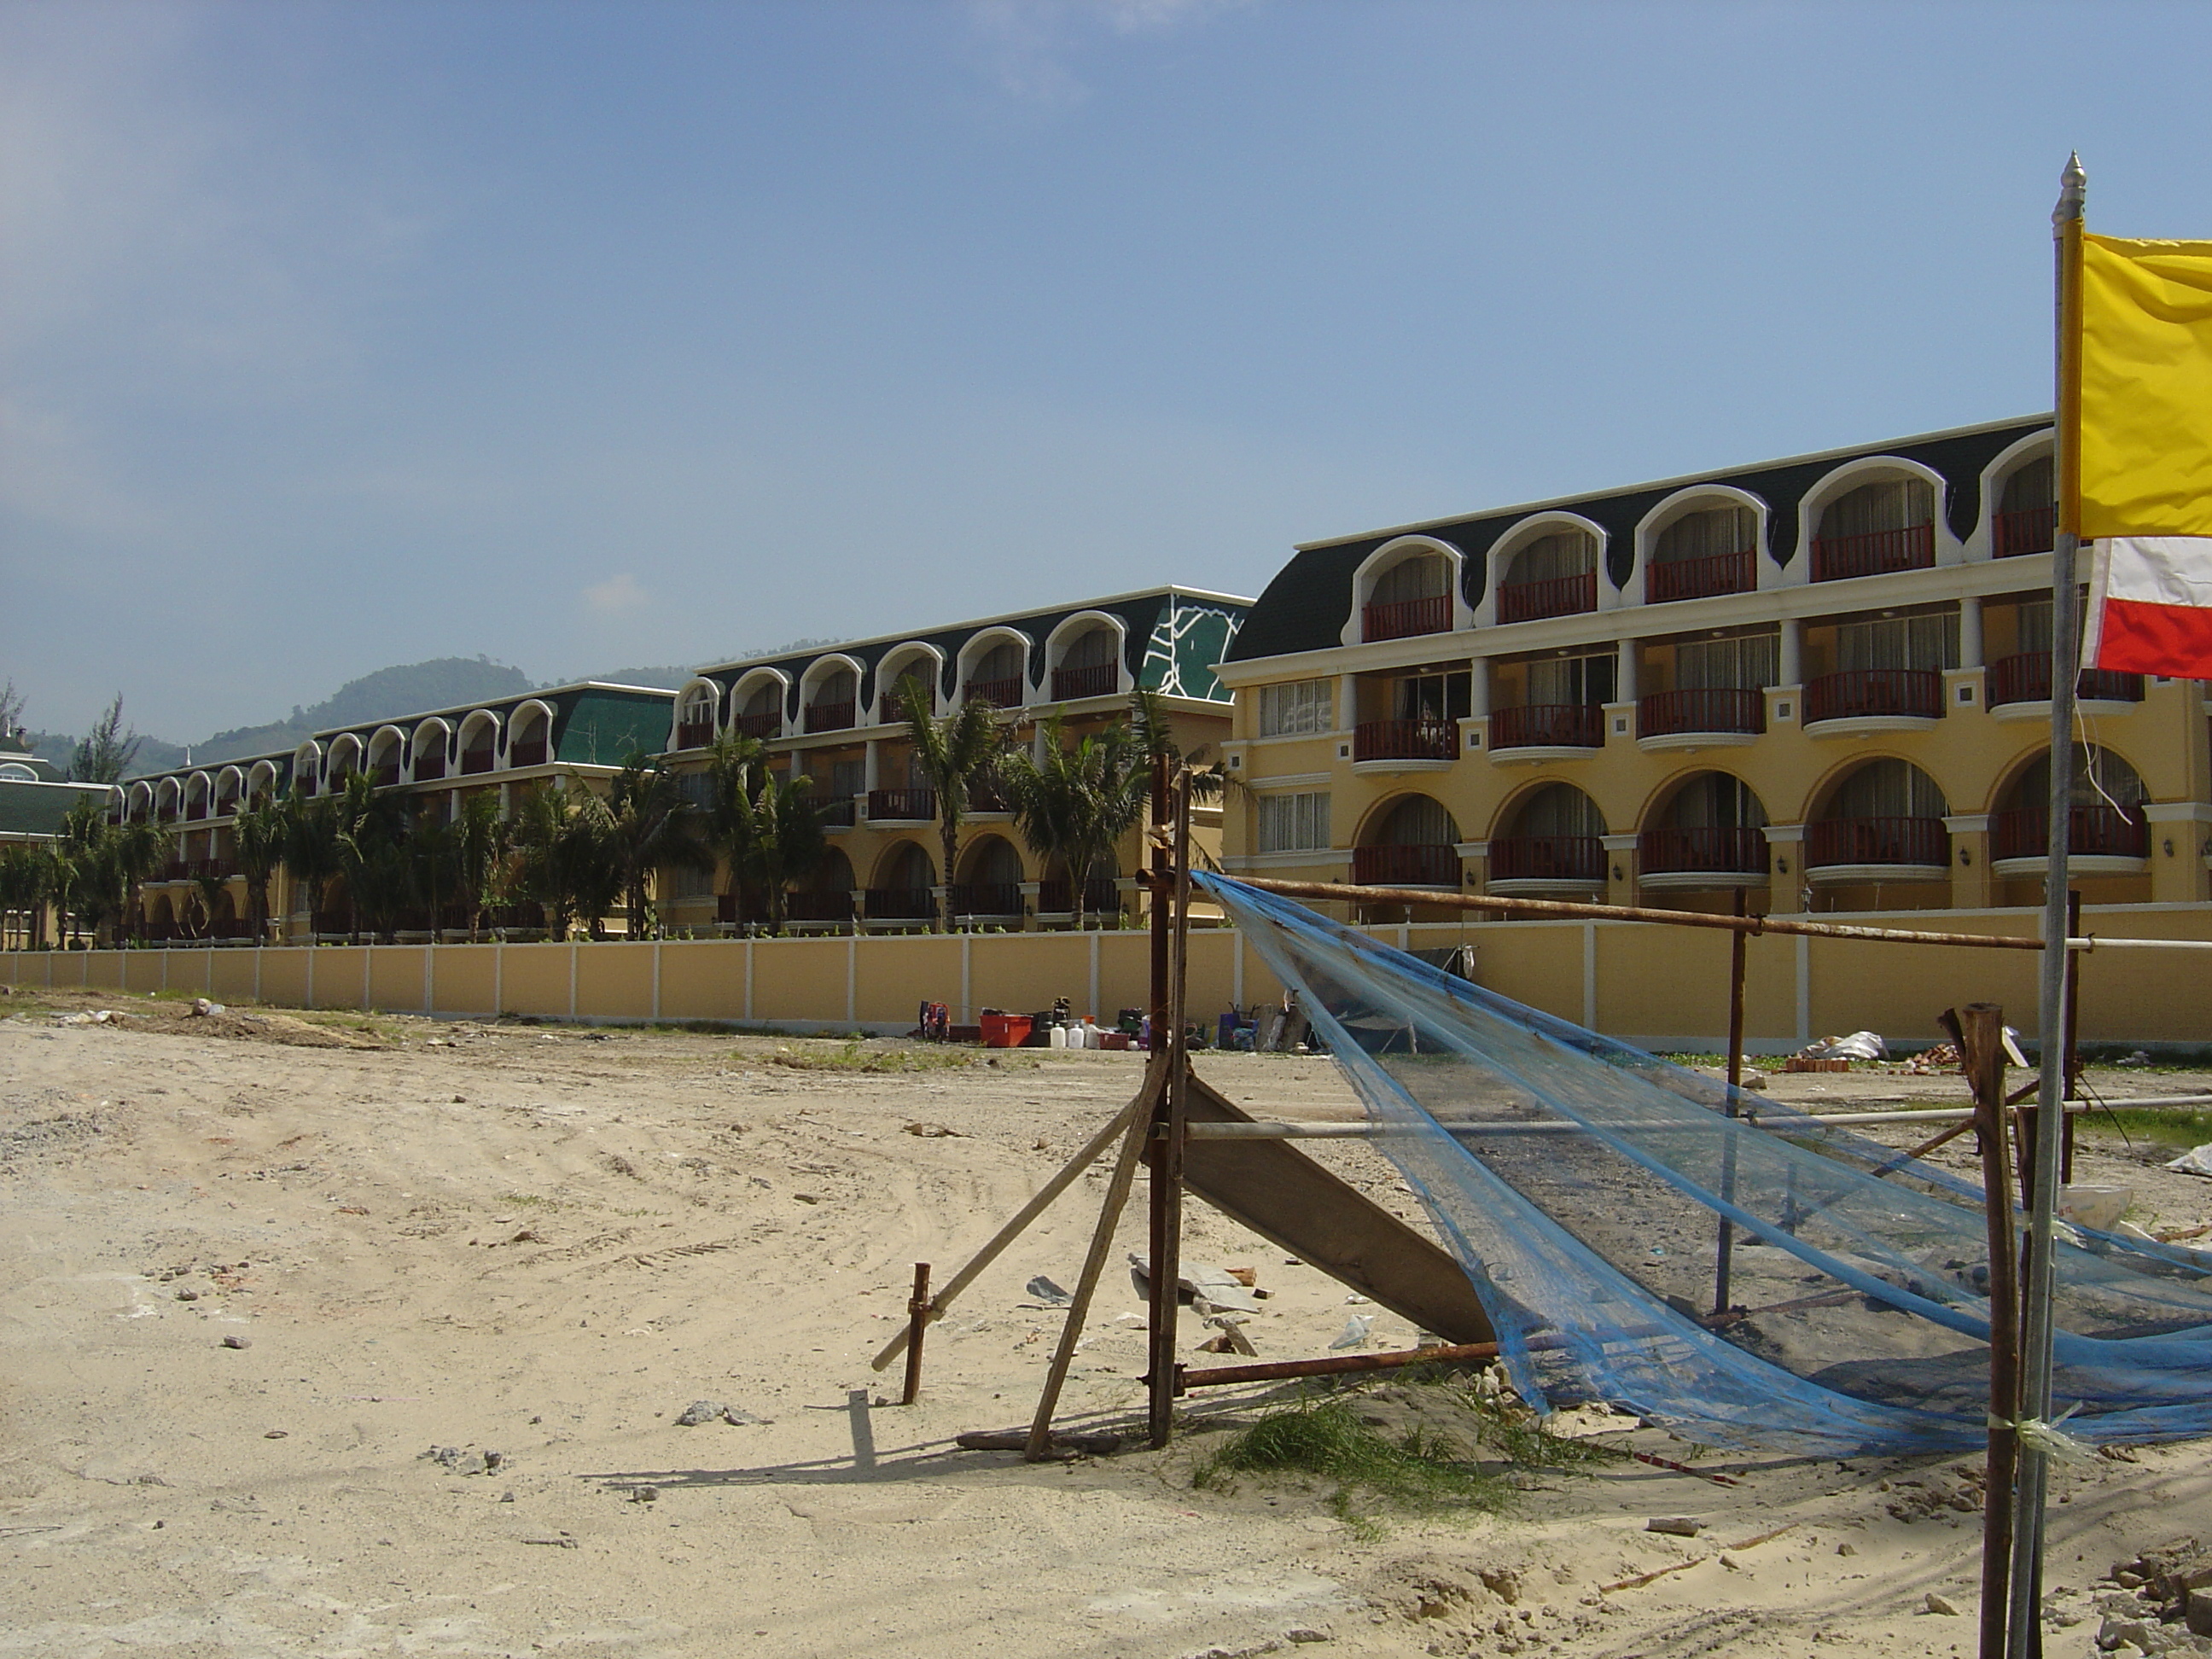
[699,731,766,923]
[736,771,827,933]
[409,807,461,936]
[102,814,172,945]
[0,844,47,949]
[278,787,342,940]
[999,711,1148,931]
[232,797,285,942]
[451,790,508,940]
[509,783,620,940]
[897,672,1010,932]
[601,755,707,940]
[329,772,407,942]
[57,798,118,945]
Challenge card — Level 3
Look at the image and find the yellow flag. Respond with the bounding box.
[2077,233,2212,538]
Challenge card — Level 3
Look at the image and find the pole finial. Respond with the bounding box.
[2055,152,2087,226]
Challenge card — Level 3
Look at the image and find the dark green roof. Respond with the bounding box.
[0,779,115,839]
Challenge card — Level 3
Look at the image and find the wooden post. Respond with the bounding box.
[1713,888,1750,1315]
[1947,1002,2020,1659]
[900,1263,932,1405]
[2062,889,2083,1185]
[1147,778,1194,1450]
[1024,1069,1157,1460]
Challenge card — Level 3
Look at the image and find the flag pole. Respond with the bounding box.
[2008,148,2087,1654]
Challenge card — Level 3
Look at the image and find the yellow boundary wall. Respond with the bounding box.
[6,903,2209,1051]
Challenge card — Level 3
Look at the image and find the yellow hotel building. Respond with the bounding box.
[1214,416,2211,923]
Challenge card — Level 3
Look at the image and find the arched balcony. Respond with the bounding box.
[1993,453,2055,558]
[1639,773,1768,890]
[411,719,450,782]
[292,743,323,796]
[1810,474,1936,582]
[802,665,859,734]
[673,682,719,751]
[1645,503,1757,604]
[952,835,1026,923]
[1487,783,1606,895]
[1989,746,2151,874]
[183,773,211,821]
[731,675,785,741]
[1047,619,1124,701]
[782,851,857,927]
[507,704,553,770]
[961,636,1028,710]
[457,713,500,777]
[1352,795,1462,888]
[876,650,940,726]
[865,842,938,923]
[1496,527,1598,624]
[1804,760,1950,884]
[366,727,405,789]
[1363,550,1453,642]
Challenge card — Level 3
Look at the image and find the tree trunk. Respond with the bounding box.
[940,814,958,933]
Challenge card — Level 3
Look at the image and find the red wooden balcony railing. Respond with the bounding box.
[1986,653,2145,707]
[415,754,445,782]
[371,764,402,788]
[1351,843,1461,888]
[867,788,935,821]
[964,676,1024,709]
[803,700,855,734]
[1994,504,2056,558]
[1490,703,1603,750]
[1810,521,1935,582]
[952,882,1023,917]
[1352,719,1459,763]
[1638,826,1768,876]
[1637,688,1764,738]
[815,796,858,830]
[1362,592,1452,642]
[734,710,780,739]
[1804,816,1949,870]
[1990,804,2148,863]
[1037,877,1121,916]
[1646,547,1755,604]
[509,737,549,768]
[675,719,715,749]
[185,801,207,821]
[1487,835,1605,884]
[460,748,495,776]
[864,887,937,921]
[1496,569,1597,624]
[969,782,1011,813]
[1804,668,1942,724]
[785,891,855,923]
[1050,661,1118,701]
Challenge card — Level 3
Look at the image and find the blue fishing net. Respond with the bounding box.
[1201,873,2212,1457]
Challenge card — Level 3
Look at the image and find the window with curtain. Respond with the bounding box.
[1837,613,1959,672]
[1828,760,1947,820]
[1380,795,1461,846]
[1372,554,1447,605]
[2000,456,2053,516]
[1674,632,1779,690]
[1527,653,1616,706]
[1511,783,1605,839]
[1663,774,1767,830]
[1818,477,1935,540]
[1389,671,1470,722]
[1655,505,1756,563]
[1257,792,1331,853]
[1507,529,1598,585]
[1259,678,1333,736]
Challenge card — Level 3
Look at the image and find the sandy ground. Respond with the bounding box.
[3,984,2211,1659]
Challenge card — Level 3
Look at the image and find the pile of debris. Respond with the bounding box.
[2094,1538,2212,1653]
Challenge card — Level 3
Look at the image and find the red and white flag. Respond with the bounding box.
[2084,536,2212,679]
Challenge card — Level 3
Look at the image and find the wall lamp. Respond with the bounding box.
[1611,865,1624,882]
[1959,848,1973,867]
[1775,858,1789,875]
[2165,838,2176,857]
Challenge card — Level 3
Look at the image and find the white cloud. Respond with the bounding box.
[583,572,650,615]
[963,0,1253,106]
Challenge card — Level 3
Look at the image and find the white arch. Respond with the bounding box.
[873,643,945,722]
[957,626,1033,706]
[292,741,323,795]
[1790,455,1954,585]
[246,760,280,802]
[183,771,212,819]
[505,700,556,766]
[1342,534,1470,646]
[125,781,154,819]
[213,765,245,813]
[1041,611,1130,700]
[796,655,864,734]
[1632,484,1773,602]
[326,733,364,782]
[410,718,451,780]
[155,777,182,819]
[1477,512,1614,626]
[1977,428,2057,562]
[671,678,721,749]
[366,725,406,781]
[729,667,790,736]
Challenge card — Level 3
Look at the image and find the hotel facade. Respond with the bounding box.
[1213,416,2211,922]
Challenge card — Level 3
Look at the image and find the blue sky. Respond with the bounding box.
[8,0,2212,738]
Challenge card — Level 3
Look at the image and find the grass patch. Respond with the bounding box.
[1191,1395,1505,1534]
[2084,1106,2212,1150]
[764,1038,976,1074]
